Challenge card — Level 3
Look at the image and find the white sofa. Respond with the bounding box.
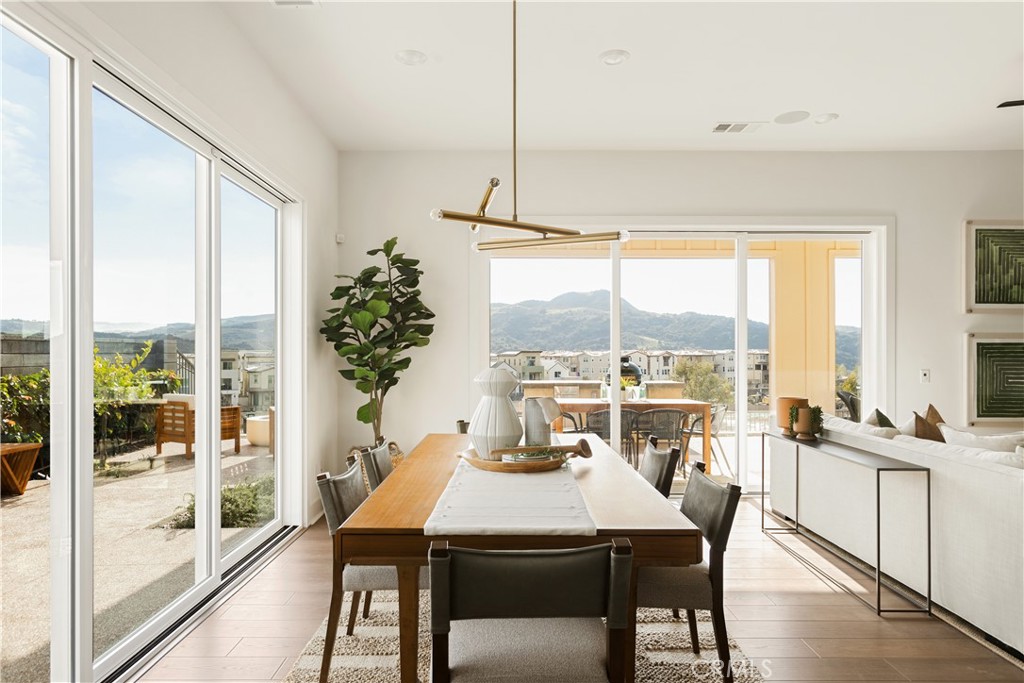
[768,419,1023,654]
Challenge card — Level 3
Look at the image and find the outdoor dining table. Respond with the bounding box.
[334,432,702,683]
[554,397,714,470]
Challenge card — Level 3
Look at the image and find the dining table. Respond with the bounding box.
[554,397,714,469]
[333,432,702,683]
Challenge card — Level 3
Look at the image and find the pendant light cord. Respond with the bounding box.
[512,0,518,221]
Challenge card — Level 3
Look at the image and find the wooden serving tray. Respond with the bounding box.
[462,455,567,473]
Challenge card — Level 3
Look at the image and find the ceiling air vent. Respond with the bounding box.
[712,122,765,133]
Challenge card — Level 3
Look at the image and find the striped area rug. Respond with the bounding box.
[284,591,764,682]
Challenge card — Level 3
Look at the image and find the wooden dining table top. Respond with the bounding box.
[342,432,700,541]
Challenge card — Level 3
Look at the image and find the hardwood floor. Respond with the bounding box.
[138,500,1024,682]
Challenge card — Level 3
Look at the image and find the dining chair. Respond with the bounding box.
[316,464,428,681]
[685,406,734,479]
[429,539,633,683]
[360,443,394,491]
[636,462,742,683]
[638,435,680,498]
[836,390,861,423]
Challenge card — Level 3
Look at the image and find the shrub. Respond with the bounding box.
[169,474,275,529]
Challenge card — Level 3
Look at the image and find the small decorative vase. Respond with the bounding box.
[776,396,809,436]
[468,367,523,460]
[793,408,817,441]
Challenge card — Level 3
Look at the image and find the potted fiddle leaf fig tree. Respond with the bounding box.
[320,237,435,452]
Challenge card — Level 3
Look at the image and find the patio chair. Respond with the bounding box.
[837,390,861,423]
[585,408,640,465]
[155,400,241,458]
[316,464,428,680]
[634,408,689,455]
[637,462,742,682]
[429,539,633,683]
[685,405,734,479]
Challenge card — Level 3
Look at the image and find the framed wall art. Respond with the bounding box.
[965,332,1024,427]
[964,220,1024,313]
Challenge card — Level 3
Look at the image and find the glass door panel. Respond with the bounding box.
[1,26,56,681]
[488,247,611,439]
[620,239,737,488]
[219,175,279,559]
[91,88,202,657]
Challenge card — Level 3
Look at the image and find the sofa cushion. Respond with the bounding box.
[914,412,945,442]
[864,408,896,429]
[938,424,1024,453]
[892,435,1024,469]
[924,404,945,427]
[823,414,898,439]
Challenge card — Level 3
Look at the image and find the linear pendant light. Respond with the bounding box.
[430,0,629,250]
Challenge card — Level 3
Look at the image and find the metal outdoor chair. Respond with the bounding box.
[429,540,634,683]
[637,462,742,683]
[837,390,861,423]
[586,408,640,465]
[685,406,734,479]
[634,408,689,455]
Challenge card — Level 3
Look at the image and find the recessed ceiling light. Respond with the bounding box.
[814,113,840,125]
[774,110,811,125]
[598,49,631,66]
[395,49,428,66]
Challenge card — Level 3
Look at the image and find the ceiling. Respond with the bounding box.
[220,1,1024,152]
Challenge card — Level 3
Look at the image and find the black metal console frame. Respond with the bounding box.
[759,431,931,616]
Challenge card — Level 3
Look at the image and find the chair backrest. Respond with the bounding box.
[639,436,680,498]
[709,405,727,435]
[361,443,394,491]
[586,409,638,441]
[315,461,369,536]
[679,463,742,554]
[429,539,633,632]
[636,409,686,442]
[837,390,861,423]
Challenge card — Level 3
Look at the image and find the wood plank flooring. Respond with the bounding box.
[138,500,1023,682]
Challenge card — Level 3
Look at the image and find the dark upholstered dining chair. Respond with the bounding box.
[316,463,428,682]
[638,435,680,498]
[429,540,633,683]
[360,444,394,491]
[637,462,742,683]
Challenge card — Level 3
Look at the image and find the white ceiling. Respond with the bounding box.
[221,1,1024,152]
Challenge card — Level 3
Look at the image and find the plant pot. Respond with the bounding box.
[777,396,809,436]
[792,407,817,441]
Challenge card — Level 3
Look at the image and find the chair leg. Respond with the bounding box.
[362,590,372,618]
[710,602,732,683]
[320,558,345,683]
[346,591,361,636]
[686,609,700,655]
[712,436,734,478]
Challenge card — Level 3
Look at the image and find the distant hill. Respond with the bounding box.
[491,290,861,369]
[2,314,276,353]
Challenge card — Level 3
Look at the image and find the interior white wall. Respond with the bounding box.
[31,1,343,523]
[337,150,1023,451]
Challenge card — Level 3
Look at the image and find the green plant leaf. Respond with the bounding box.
[356,400,377,424]
[350,310,376,335]
[382,237,398,257]
[365,299,390,318]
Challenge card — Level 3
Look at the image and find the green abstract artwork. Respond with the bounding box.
[974,228,1024,305]
[975,342,1024,419]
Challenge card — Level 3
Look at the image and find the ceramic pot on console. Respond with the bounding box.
[776,396,808,436]
[468,367,523,461]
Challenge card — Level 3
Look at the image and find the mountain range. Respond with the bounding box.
[491,290,861,369]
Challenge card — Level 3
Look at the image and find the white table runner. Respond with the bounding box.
[423,457,597,536]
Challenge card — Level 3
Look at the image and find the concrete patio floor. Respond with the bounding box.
[0,440,275,681]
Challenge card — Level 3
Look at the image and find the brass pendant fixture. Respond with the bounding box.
[430,0,629,250]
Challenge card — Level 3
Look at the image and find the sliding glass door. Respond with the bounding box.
[484,229,877,495]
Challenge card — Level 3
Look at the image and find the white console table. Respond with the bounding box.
[760,430,931,615]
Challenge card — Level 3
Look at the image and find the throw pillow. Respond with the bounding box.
[914,412,944,442]
[864,409,896,429]
[924,404,945,426]
[939,424,1024,452]
[898,415,917,436]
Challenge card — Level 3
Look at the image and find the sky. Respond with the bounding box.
[2,27,276,329]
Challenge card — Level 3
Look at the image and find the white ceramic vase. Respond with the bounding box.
[468,367,523,460]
